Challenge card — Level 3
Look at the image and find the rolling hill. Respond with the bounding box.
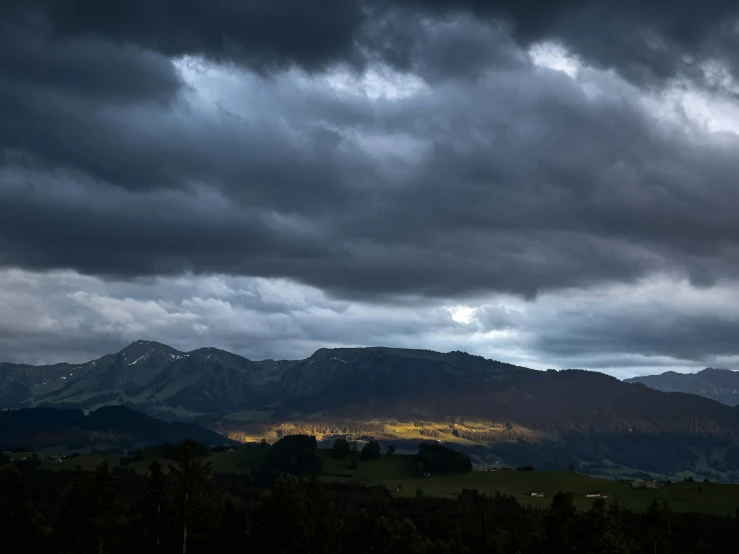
[5,341,739,480]
[625,368,739,406]
[0,405,228,450]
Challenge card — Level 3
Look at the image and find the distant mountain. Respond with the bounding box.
[0,341,181,410]
[0,360,94,409]
[0,405,228,450]
[2,342,519,421]
[625,368,739,406]
[34,341,183,406]
[131,346,289,418]
[277,347,528,416]
[5,342,739,479]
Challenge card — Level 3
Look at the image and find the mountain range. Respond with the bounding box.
[626,368,739,406]
[4,341,739,481]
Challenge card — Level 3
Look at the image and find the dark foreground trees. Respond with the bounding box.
[3,435,739,554]
[137,460,169,553]
[169,440,213,554]
[0,463,43,552]
[262,434,321,477]
[54,459,127,554]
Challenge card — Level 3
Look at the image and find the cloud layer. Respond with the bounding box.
[5,269,739,379]
[2,1,739,373]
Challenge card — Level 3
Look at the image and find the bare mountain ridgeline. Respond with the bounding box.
[4,341,739,479]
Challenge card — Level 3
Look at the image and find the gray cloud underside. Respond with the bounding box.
[4,270,739,377]
[1,0,739,305]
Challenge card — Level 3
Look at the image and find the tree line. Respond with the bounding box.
[2,438,739,553]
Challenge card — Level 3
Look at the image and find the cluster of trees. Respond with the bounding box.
[119,449,146,466]
[419,428,447,438]
[332,437,353,459]
[331,438,396,466]
[451,427,537,442]
[261,434,322,477]
[416,442,473,475]
[360,441,381,460]
[278,421,389,438]
[3,440,739,553]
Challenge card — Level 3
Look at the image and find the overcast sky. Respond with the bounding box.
[2,1,739,377]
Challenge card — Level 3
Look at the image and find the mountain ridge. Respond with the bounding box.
[5,341,739,480]
[626,367,739,407]
[2,341,526,418]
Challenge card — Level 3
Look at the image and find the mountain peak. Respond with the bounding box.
[117,340,182,359]
[120,339,170,349]
[189,346,249,360]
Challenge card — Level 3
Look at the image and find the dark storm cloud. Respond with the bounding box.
[539,313,739,362]
[3,61,739,301]
[401,0,739,86]
[4,0,739,87]
[0,83,364,196]
[3,0,368,73]
[518,281,739,366]
[4,1,739,373]
[0,8,181,102]
[2,0,739,303]
[0,170,337,278]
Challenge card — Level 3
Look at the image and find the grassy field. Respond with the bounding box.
[38,446,270,474]
[37,448,739,515]
[311,451,739,514]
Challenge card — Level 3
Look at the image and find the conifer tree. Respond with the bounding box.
[250,474,304,552]
[0,463,41,552]
[56,460,127,554]
[139,460,170,554]
[169,440,213,554]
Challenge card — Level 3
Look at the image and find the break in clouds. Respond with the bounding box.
[2,0,739,375]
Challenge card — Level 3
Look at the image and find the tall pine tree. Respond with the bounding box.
[56,460,127,554]
[138,460,171,554]
[0,463,42,552]
[169,440,213,554]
